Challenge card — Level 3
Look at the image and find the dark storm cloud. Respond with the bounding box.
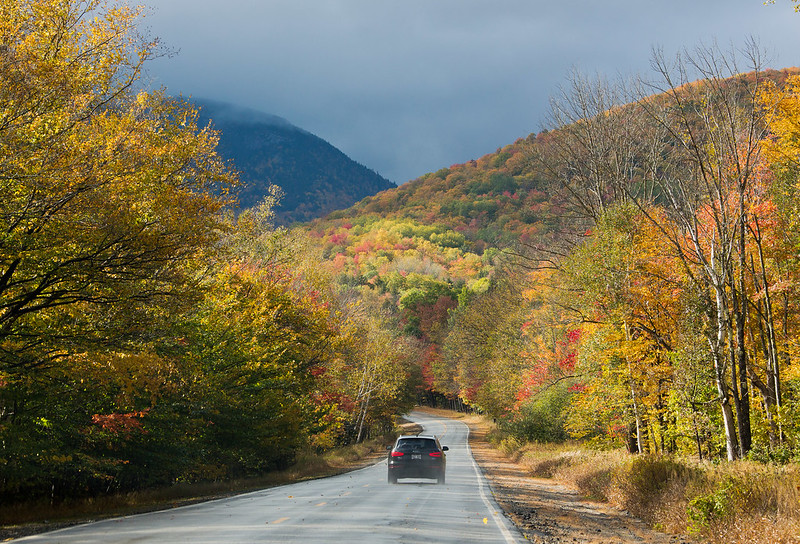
[143,1,800,184]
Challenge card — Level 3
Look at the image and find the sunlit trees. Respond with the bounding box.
[0,0,240,500]
[557,205,677,452]
[0,0,234,372]
[325,290,414,444]
[442,269,528,417]
[756,74,800,449]
[519,42,800,460]
[633,43,779,459]
[0,0,418,506]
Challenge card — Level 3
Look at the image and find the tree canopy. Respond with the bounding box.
[0,0,412,507]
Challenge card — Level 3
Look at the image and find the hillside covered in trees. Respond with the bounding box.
[3,3,800,542]
[195,99,396,225]
[308,59,800,464]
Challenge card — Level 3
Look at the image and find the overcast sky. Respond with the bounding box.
[142,1,800,185]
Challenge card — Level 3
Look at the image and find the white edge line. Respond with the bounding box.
[464,422,520,544]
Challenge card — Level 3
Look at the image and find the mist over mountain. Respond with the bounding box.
[194,99,396,225]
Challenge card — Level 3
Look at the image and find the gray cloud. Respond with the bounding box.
[143,1,800,184]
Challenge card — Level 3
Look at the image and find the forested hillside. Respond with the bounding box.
[194,99,396,225]
[309,58,800,464]
[327,134,565,251]
[3,2,800,535]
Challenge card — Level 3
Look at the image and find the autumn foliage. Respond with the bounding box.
[3,0,800,523]
[310,49,800,468]
[0,0,411,507]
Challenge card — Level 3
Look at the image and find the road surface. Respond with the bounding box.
[14,411,522,543]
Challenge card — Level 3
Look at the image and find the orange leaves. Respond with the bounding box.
[91,410,148,436]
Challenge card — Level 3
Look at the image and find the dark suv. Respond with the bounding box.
[387,435,448,484]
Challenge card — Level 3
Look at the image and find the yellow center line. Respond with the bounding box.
[316,502,327,507]
[269,517,290,525]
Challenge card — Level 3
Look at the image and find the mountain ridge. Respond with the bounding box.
[193,98,396,225]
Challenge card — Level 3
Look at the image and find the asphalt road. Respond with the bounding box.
[14,411,522,543]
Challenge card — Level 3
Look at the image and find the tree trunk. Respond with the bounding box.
[755,218,784,444]
[712,284,740,461]
[355,388,371,443]
[734,209,751,457]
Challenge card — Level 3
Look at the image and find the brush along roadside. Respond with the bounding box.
[417,407,799,544]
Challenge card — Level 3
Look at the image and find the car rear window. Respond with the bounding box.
[396,438,438,452]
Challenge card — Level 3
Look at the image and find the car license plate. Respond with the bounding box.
[411,454,421,460]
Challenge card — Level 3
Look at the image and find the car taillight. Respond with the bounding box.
[429,451,442,457]
[391,451,404,457]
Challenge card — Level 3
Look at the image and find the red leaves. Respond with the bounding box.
[455,382,481,404]
[91,410,149,436]
[515,327,582,407]
[516,367,546,404]
[419,344,439,389]
[416,295,458,343]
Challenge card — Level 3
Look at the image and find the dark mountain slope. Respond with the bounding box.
[194,99,395,225]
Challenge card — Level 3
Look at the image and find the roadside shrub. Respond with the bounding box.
[573,461,615,501]
[522,450,583,479]
[497,435,524,461]
[616,456,694,518]
[547,449,625,502]
[504,385,570,443]
[746,444,798,464]
[684,461,800,542]
[687,478,733,532]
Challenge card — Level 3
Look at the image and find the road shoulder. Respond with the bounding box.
[416,407,693,544]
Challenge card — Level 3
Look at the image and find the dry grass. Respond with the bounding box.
[704,513,800,544]
[493,434,800,544]
[679,461,800,543]
[415,408,800,543]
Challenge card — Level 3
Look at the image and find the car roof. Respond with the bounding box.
[397,434,438,440]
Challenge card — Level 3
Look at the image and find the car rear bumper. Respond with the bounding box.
[388,461,445,480]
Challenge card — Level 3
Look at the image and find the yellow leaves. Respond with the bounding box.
[0,1,239,382]
[4,1,147,109]
[35,416,52,428]
[761,75,800,170]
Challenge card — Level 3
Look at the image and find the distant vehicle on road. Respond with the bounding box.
[387,435,448,484]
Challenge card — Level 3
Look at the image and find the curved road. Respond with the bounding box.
[15,411,522,543]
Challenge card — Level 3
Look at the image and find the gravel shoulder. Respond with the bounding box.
[417,408,695,544]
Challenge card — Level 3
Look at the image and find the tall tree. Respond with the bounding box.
[0,0,238,498]
[536,41,785,459]
[633,42,779,459]
[0,0,235,372]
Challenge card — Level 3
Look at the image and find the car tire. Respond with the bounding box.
[437,473,445,485]
[388,472,397,484]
